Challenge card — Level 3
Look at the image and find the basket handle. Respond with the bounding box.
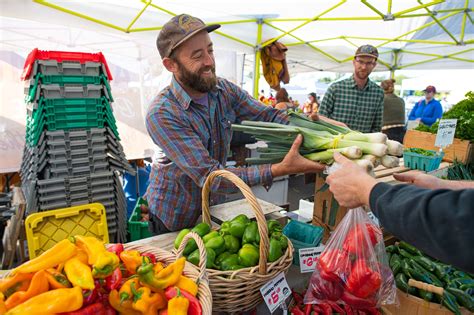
[408,279,444,296]
[201,170,269,274]
[176,231,208,283]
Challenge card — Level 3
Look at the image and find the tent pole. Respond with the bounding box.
[390,49,400,79]
[253,19,263,98]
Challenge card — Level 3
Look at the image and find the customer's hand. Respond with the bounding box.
[271,135,325,177]
[393,171,442,189]
[326,152,377,208]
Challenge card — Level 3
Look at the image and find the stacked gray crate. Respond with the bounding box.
[20,53,134,243]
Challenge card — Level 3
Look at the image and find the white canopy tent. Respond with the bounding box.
[1,0,473,172]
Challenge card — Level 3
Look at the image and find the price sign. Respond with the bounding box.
[435,119,457,148]
[260,272,291,313]
[299,245,325,273]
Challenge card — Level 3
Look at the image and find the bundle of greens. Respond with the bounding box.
[415,91,474,142]
[233,111,404,170]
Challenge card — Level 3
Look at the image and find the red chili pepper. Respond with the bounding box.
[141,252,157,264]
[343,223,381,255]
[344,303,355,315]
[158,310,168,315]
[107,244,124,256]
[290,306,305,315]
[292,289,304,307]
[59,302,105,315]
[327,301,345,314]
[318,303,332,315]
[364,307,381,315]
[346,259,381,298]
[82,285,99,306]
[165,286,202,315]
[105,267,122,291]
[304,304,312,315]
[103,303,117,315]
[318,249,351,281]
[311,271,344,301]
[312,304,323,313]
[341,290,376,309]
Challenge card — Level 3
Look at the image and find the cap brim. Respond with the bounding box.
[169,23,221,56]
[355,53,378,58]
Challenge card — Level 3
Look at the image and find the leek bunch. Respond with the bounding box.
[232,112,404,169]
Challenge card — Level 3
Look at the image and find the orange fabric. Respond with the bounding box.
[260,41,290,90]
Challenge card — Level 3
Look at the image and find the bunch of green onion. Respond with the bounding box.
[232,111,404,170]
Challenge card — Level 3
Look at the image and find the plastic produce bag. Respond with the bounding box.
[304,207,397,308]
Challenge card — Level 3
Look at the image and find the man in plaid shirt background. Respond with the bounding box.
[319,45,384,133]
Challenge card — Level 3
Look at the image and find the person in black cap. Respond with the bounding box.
[408,85,443,127]
[319,44,384,133]
[145,14,324,234]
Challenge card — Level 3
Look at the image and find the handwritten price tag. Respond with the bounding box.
[435,119,457,148]
[260,272,291,313]
[299,245,325,273]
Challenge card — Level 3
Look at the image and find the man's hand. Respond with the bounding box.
[271,135,325,177]
[310,113,348,128]
[326,152,378,208]
[393,171,441,189]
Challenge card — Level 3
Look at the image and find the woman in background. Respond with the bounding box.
[275,88,293,110]
[381,79,406,143]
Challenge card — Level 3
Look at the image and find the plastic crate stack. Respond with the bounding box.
[19,49,135,243]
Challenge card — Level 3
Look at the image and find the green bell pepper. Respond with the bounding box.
[220,254,240,271]
[267,220,282,235]
[205,247,216,269]
[174,228,190,249]
[183,222,212,255]
[205,234,225,252]
[231,214,250,225]
[229,220,247,239]
[202,231,219,243]
[229,265,245,270]
[223,235,240,254]
[268,238,283,262]
[242,221,260,245]
[219,221,231,236]
[187,249,200,267]
[238,244,259,267]
[215,252,232,269]
[271,231,288,250]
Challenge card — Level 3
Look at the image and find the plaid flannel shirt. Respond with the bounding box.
[319,75,384,133]
[145,76,288,231]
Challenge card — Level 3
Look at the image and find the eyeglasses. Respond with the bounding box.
[355,58,376,67]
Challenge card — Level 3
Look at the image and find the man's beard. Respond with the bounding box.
[355,70,369,81]
[176,61,217,93]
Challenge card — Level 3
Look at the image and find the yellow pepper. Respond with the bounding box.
[120,251,143,275]
[118,277,140,302]
[74,249,89,265]
[45,269,71,289]
[131,286,167,315]
[5,286,83,315]
[109,289,141,315]
[176,275,198,296]
[137,257,185,291]
[64,257,95,290]
[0,293,6,315]
[167,288,189,315]
[153,262,164,274]
[5,270,49,310]
[11,239,76,275]
[0,273,34,298]
[72,235,119,278]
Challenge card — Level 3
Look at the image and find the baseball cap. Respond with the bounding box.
[157,14,221,59]
[354,44,379,59]
[423,85,436,93]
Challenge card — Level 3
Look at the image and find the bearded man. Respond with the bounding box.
[318,45,384,133]
[145,14,325,233]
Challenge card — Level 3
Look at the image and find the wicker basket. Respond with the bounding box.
[176,169,294,313]
[119,241,213,315]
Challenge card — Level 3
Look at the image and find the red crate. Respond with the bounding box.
[22,48,113,81]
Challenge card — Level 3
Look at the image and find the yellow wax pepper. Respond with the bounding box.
[5,286,83,315]
[45,269,71,289]
[118,277,140,302]
[131,285,167,315]
[11,239,76,275]
[176,275,198,296]
[5,270,49,310]
[153,262,164,274]
[120,251,144,275]
[137,257,185,291]
[64,256,95,290]
[72,235,119,278]
[0,273,34,298]
[0,293,6,315]
[108,289,141,315]
[167,288,189,315]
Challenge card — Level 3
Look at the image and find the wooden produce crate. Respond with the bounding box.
[404,130,473,163]
[312,173,348,242]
